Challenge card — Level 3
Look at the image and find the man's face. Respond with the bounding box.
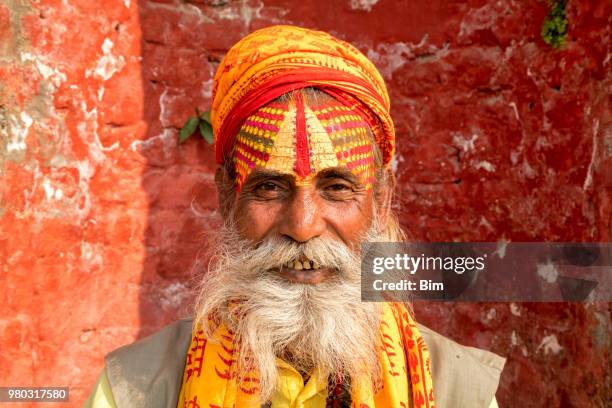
[233,166,376,284]
[226,89,379,284]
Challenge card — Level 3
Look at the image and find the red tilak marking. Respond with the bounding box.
[294,93,311,178]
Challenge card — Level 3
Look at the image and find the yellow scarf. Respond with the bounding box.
[177,303,435,408]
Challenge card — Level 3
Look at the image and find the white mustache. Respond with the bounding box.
[226,235,361,279]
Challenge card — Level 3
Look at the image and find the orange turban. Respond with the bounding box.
[211,25,395,166]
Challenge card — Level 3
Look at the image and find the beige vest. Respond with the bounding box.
[103,318,505,408]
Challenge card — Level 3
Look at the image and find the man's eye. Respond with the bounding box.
[325,183,352,192]
[257,182,281,191]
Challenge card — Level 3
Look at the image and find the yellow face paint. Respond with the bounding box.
[232,91,376,190]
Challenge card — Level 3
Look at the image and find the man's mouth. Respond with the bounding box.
[278,257,333,284]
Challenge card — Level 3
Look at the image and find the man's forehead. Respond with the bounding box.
[232,90,377,190]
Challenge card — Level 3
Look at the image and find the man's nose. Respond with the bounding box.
[279,187,326,243]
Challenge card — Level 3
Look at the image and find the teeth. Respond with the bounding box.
[284,259,321,270]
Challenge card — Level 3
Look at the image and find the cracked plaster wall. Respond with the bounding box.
[0,0,610,406]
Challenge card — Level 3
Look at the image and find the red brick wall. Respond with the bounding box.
[0,0,610,406]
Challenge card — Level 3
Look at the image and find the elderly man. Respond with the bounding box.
[86,25,505,408]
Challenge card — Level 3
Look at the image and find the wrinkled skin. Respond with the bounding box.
[216,165,390,284]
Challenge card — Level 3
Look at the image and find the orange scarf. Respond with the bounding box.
[177,303,435,408]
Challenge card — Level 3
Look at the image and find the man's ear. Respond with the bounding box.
[215,166,235,220]
[375,167,395,231]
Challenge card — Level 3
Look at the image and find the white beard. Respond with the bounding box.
[193,223,383,401]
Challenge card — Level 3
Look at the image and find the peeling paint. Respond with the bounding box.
[592,311,610,349]
[452,133,478,153]
[80,241,104,268]
[458,1,503,40]
[511,330,519,346]
[537,261,559,283]
[365,35,447,79]
[159,282,190,311]
[200,79,213,100]
[214,5,240,20]
[509,102,520,121]
[582,119,599,191]
[42,178,63,200]
[493,240,509,259]
[510,302,521,316]
[4,111,32,154]
[129,128,175,158]
[75,160,94,221]
[349,0,379,12]
[20,52,67,89]
[481,307,497,324]
[145,1,213,25]
[97,86,105,101]
[240,0,264,28]
[390,153,400,173]
[158,87,171,128]
[475,160,496,172]
[521,159,536,179]
[88,38,126,81]
[537,334,563,355]
[478,216,494,232]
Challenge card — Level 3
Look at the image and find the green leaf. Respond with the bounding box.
[179,116,200,143]
[541,0,568,49]
[199,110,211,124]
[199,120,214,144]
